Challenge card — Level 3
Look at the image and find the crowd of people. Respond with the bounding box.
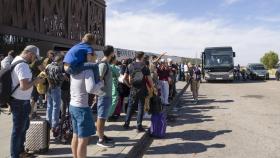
[0,33,202,158]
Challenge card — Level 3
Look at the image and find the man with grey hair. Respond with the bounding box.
[10,45,44,158]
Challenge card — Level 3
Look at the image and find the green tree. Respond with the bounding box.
[261,51,279,69]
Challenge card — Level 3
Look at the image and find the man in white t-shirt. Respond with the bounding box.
[184,63,189,81]
[10,45,44,158]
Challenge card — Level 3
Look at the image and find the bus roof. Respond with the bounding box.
[204,47,233,52]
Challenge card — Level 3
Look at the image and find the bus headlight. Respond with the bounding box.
[229,73,234,78]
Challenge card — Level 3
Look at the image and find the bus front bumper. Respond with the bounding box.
[205,72,234,81]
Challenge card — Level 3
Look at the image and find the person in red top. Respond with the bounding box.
[157,59,171,106]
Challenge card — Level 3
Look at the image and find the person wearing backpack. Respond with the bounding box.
[96,45,115,148]
[8,45,44,158]
[188,63,201,104]
[123,52,154,133]
[45,54,66,138]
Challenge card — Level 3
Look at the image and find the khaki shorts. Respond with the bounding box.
[191,80,200,92]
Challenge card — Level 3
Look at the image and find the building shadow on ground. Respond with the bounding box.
[145,91,232,156]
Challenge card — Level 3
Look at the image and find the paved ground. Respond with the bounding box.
[144,80,280,158]
[0,82,186,158]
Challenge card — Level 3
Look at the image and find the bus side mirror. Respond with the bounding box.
[201,52,204,58]
[233,52,236,57]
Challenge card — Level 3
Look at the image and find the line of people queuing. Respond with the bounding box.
[0,33,201,158]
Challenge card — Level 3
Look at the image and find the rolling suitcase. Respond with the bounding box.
[149,112,167,138]
[25,119,50,153]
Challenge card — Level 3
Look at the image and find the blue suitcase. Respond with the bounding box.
[149,112,167,138]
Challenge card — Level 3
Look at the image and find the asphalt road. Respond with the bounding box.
[144,80,280,158]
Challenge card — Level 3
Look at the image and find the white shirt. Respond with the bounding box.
[184,65,189,72]
[11,56,33,100]
[70,70,103,108]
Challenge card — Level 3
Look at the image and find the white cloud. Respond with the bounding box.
[106,11,280,65]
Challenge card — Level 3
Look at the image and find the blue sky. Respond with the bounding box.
[106,0,280,65]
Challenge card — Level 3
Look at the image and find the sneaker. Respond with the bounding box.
[123,123,130,129]
[137,126,146,133]
[97,139,114,148]
[104,135,114,143]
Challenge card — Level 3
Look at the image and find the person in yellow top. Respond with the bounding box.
[36,71,47,95]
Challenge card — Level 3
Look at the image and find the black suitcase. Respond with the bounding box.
[25,119,50,153]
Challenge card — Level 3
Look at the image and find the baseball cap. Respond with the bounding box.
[23,45,40,59]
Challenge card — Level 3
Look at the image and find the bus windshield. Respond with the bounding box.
[205,52,233,67]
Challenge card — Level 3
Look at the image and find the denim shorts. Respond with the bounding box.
[97,96,112,119]
[69,105,96,138]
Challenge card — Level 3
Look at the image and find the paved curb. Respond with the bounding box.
[119,82,190,158]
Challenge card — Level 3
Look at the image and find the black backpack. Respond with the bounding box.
[130,62,145,88]
[0,60,26,105]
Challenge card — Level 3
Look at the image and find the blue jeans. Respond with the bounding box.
[46,87,61,128]
[125,88,145,128]
[66,62,100,84]
[10,99,31,158]
[69,105,96,138]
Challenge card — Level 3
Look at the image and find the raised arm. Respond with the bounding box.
[153,52,167,63]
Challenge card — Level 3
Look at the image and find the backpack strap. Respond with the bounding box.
[11,60,26,70]
[10,60,27,95]
[100,61,109,83]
